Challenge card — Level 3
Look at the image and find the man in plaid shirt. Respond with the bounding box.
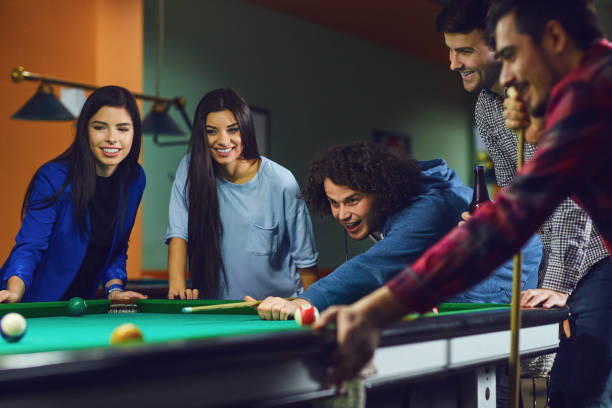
[317,1,611,406]
[436,0,609,396]
[439,0,608,317]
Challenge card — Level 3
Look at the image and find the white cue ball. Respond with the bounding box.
[1,312,27,342]
[295,304,320,327]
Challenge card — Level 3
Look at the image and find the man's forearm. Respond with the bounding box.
[353,286,408,328]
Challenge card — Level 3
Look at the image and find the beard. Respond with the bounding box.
[481,62,502,91]
[529,48,560,118]
[531,97,548,118]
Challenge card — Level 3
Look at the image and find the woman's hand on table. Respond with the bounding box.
[168,278,200,300]
[245,295,310,321]
[0,290,22,303]
[0,276,25,303]
[108,290,148,303]
[168,288,199,300]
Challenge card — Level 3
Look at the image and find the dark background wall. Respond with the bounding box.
[141,0,474,271]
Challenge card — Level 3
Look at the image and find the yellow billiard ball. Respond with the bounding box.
[109,323,144,346]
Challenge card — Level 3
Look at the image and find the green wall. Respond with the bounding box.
[142,0,474,271]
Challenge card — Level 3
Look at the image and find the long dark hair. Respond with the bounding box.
[21,85,142,231]
[187,87,260,298]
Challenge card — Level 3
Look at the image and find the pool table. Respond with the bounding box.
[0,300,568,407]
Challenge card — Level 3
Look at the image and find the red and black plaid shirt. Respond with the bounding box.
[388,40,612,311]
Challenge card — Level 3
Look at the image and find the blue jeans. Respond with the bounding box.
[549,257,612,407]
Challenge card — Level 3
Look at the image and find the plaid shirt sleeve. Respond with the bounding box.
[388,57,611,312]
[538,200,608,294]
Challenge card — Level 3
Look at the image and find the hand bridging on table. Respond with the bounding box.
[108,290,148,303]
[503,88,546,144]
[245,295,311,321]
[520,288,569,309]
[168,288,199,300]
[313,303,382,387]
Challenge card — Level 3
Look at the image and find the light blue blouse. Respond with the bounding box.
[166,155,319,299]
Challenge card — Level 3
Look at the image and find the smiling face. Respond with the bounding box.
[496,12,556,119]
[206,109,243,166]
[88,106,134,177]
[444,29,501,92]
[323,178,381,241]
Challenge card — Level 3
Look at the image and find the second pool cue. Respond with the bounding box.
[507,86,524,408]
[182,298,296,313]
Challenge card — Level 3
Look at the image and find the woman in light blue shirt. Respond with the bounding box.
[166,88,318,300]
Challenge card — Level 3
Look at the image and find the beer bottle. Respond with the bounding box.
[469,165,491,213]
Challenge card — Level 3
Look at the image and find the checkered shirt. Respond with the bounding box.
[475,89,609,295]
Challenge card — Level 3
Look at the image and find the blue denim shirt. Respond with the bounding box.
[302,159,541,311]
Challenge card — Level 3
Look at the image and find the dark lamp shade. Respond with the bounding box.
[12,84,76,121]
[142,104,185,136]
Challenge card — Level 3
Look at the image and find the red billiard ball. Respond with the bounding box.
[295,304,320,327]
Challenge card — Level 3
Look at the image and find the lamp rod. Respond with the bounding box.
[11,66,181,106]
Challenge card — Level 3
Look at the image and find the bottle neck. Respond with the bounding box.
[470,166,491,213]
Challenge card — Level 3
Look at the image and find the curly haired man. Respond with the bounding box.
[251,142,541,320]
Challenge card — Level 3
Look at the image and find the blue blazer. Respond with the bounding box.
[0,162,146,301]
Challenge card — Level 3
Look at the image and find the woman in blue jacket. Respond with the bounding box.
[0,86,147,303]
[252,142,542,319]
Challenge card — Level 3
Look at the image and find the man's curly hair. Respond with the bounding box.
[303,142,422,218]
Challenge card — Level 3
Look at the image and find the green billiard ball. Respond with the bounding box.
[67,297,87,317]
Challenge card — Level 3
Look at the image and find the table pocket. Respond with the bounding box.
[246,222,278,256]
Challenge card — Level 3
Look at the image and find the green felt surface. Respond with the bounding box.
[0,301,510,355]
[137,299,259,315]
[437,302,509,313]
[0,313,301,355]
[0,299,110,318]
[403,302,510,320]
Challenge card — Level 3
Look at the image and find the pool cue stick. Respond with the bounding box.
[507,86,524,408]
[182,298,296,313]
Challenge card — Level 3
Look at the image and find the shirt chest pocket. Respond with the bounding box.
[246,222,279,256]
